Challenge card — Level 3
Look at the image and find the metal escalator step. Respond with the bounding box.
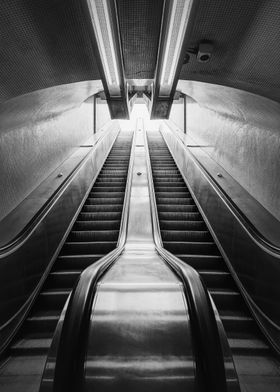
[156,197,195,205]
[54,255,104,270]
[100,169,127,174]
[10,338,52,355]
[164,241,219,255]
[79,211,122,220]
[199,270,234,289]
[152,170,180,175]
[69,230,119,242]
[93,186,126,192]
[160,220,206,230]
[220,314,256,334]
[88,192,124,198]
[161,230,211,242]
[228,338,269,355]
[156,192,191,198]
[46,270,80,289]
[24,314,59,334]
[96,174,127,179]
[81,205,122,212]
[153,179,185,184]
[37,290,70,309]
[155,187,188,192]
[209,289,242,310]
[176,254,224,270]
[62,241,117,254]
[84,198,123,207]
[96,179,126,184]
[84,198,123,205]
[159,211,200,220]
[74,220,120,230]
[158,205,198,213]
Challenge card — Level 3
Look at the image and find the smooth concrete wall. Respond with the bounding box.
[0,81,104,221]
[176,80,280,222]
[96,98,111,131]
[169,97,184,131]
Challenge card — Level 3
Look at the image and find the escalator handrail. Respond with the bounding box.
[0,126,114,256]
[168,125,280,255]
[144,130,240,392]
[51,130,136,392]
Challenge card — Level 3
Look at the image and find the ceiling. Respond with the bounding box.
[179,0,280,103]
[0,0,101,103]
[0,0,279,106]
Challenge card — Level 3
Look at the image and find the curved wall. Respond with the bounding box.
[172,81,280,223]
[0,81,103,221]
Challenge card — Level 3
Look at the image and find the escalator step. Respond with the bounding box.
[159,211,200,220]
[209,289,242,310]
[93,186,126,192]
[74,220,120,230]
[161,230,211,241]
[37,290,70,309]
[88,192,124,198]
[46,270,81,289]
[165,241,219,254]
[69,230,119,242]
[176,254,224,270]
[54,255,104,270]
[155,187,188,192]
[158,205,198,213]
[24,314,59,334]
[199,270,234,288]
[62,241,117,254]
[156,197,195,205]
[156,192,191,198]
[79,211,122,219]
[80,205,122,212]
[85,197,123,208]
[10,338,52,355]
[160,220,206,230]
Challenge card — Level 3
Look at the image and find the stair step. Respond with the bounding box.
[160,220,206,230]
[161,230,212,242]
[228,338,269,355]
[62,241,117,255]
[158,205,198,213]
[74,220,120,230]
[177,254,224,270]
[69,230,119,242]
[10,338,52,355]
[55,255,103,270]
[79,211,122,220]
[210,289,242,310]
[165,241,219,255]
[46,270,80,289]
[24,314,59,333]
[37,290,70,309]
[199,270,234,288]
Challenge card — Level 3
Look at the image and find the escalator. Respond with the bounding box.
[0,131,133,390]
[147,131,280,391]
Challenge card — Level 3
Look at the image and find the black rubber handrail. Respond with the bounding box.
[52,130,136,392]
[144,130,240,392]
[0,127,113,256]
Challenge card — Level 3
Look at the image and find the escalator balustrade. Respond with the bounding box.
[7,132,132,358]
[148,131,280,391]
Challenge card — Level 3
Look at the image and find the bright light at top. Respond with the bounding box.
[160,0,193,96]
[119,104,162,131]
[87,0,120,96]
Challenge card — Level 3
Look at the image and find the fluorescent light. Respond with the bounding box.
[159,0,193,96]
[87,0,121,96]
